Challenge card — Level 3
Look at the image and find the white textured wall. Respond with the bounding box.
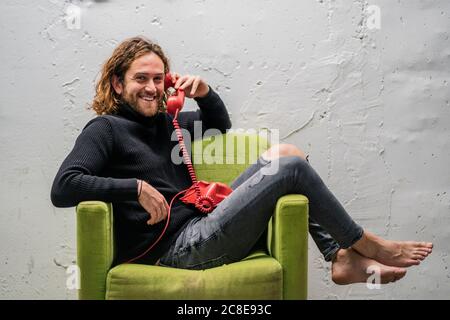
[1,0,449,299]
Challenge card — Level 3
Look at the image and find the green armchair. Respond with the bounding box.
[76,133,309,299]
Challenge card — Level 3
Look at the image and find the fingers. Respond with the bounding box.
[146,197,162,225]
[164,198,169,218]
[190,76,201,96]
[155,198,169,223]
[170,72,181,86]
[174,74,204,97]
[178,75,201,95]
[175,75,193,90]
[146,197,168,225]
[139,182,170,225]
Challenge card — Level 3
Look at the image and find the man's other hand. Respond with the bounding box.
[137,180,170,225]
[169,72,210,99]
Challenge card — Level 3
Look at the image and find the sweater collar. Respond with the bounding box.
[117,102,163,126]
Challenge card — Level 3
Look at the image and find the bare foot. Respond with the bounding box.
[352,230,433,268]
[331,248,407,285]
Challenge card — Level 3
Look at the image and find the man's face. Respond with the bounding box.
[116,52,165,117]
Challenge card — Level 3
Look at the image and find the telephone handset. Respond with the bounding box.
[126,73,232,264]
[164,73,185,116]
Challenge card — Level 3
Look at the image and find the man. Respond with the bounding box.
[52,36,433,285]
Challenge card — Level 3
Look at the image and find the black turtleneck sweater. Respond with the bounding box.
[51,87,232,265]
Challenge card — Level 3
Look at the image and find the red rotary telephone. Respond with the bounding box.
[126,73,232,263]
[164,73,232,213]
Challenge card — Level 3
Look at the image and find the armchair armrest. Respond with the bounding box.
[76,201,114,300]
[268,194,309,300]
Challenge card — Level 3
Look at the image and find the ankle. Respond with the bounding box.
[352,231,379,258]
[333,248,346,261]
[330,248,342,263]
[332,248,353,267]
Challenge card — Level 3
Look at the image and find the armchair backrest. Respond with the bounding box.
[192,132,270,183]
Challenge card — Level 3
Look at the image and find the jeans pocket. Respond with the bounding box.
[248,171,265,188]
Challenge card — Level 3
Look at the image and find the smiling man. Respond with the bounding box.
[51,36,230,266]
[112,52,166,118]
[51,36,432,286]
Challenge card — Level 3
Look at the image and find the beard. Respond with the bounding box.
[121,88,164,118]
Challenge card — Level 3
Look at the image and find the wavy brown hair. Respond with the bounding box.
[91,36,170,115]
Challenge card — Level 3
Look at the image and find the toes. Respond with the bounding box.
[394,268,407,277]
[414,252,429,259]
[383,268,406,284]
[381,275,396,284]
[407,259,421,266]
[414,250,429,256]
[394,270,407,281]
[420,242,433,249]
[415,247,432,255]
[413,254,426,261]
[416,249,431,255]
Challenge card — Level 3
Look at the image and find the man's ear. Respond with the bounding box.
[111,75,123,95]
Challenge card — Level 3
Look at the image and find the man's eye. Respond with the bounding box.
[135,76,147,82]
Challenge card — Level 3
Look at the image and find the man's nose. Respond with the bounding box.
[144,80,156,93]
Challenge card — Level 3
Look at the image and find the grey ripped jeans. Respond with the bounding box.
[159,155,364,269]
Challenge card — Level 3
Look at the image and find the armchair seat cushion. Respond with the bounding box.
[106,251,283,300]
